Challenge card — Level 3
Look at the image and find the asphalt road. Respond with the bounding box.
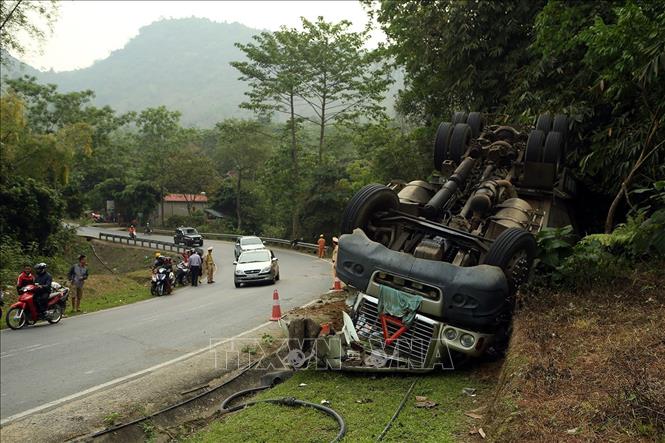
[0,227,332,420]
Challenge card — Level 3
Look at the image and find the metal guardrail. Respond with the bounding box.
[149,229,326,254]
[98,232,189,254]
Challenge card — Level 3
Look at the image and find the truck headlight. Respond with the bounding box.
[443,328,457,340]
[459,333,475,348]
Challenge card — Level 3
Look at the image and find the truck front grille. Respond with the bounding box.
[354,295,435,368]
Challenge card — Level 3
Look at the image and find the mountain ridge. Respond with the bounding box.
[2,17,399,127]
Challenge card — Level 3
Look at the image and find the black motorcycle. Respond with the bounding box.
[151,267,173,296]
[175,261,190,286]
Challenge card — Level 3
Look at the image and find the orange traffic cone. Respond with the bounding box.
[332,277,342,291]
[270,289,282,321]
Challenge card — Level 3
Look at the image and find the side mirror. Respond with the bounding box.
[233,261,237,265]
[272,257,278,262]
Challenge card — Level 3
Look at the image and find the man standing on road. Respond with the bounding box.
[204,246,216,284]
[317,234,326,258]
[188,249,202,286]
[68,254,89,313]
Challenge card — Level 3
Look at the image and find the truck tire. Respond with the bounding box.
[340,184,399,234]
[433,122,454,170]
[451,111,467,125]
[483,228,537,292]
[466,112,484,138]
[524,129,545,163]
[449,123,472,164]
[535,113,552,134]
[552,114,569,155]
[543,131,563,165]
[552,114,568,138]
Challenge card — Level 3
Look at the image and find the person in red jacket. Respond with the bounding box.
[16,264,35,293]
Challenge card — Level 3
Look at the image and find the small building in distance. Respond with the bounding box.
[156,193,210,220]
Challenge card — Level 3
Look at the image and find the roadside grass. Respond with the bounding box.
[186,369,491,442]
[1,238,167,328]
[488,261,665,441]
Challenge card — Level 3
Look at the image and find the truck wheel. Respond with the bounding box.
[466,112,484,138]
[433,122,453,170]
[451,111,467,125]
[552,114,568,138]
[483,228,537,292]
[341,184,399,234]
[535,113,552,134]
[543,131,563,165]
[449,123,472,164]
[552,114,568,154]
[524,129,545,163]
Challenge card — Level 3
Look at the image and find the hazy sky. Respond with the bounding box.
[14,0,383,72]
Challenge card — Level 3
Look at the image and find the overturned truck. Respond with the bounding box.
[335,112,576,370]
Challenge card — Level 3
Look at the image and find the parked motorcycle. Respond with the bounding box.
[5,282,69,329]
[175,261,190,286]
[151,267,174,296]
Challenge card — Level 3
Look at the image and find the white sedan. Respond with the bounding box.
[233,249,280,287]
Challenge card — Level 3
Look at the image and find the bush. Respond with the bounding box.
[0,176,65,251]
[537,209,665,288]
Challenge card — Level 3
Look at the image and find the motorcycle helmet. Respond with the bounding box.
[34,262,47,274]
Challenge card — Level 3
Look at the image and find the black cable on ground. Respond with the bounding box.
[376,378,418,441]
[90,359,260,438]
[220,394,346,443]
[219,385,270,410]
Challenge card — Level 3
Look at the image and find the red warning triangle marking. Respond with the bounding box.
[380,314,409,346]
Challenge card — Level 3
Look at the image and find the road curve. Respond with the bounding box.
[0,227,332,420]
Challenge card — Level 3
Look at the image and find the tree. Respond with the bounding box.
[0,175,64,251]
[232,30,305,236]
[213,120,270,231]
[163,143,220,215]
[0,91,92,188]
[511,1,665,231]
[0,0,59,66]
[295,17,392,160]
[136,106,182,224]
[365,0,544,123]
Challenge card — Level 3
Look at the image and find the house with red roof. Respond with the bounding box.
[155,193,210,221]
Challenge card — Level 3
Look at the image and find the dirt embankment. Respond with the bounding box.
[488,263,665,442]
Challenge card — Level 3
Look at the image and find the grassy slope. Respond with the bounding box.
[1,238,164,327]
[187,369,493,442]
[488,262,665,441]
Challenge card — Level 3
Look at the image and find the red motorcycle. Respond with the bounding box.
[5,283,69,329]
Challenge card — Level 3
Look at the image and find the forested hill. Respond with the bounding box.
[3,18,260,126]
[2,17,400,127]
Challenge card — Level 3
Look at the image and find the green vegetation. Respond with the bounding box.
[367,0,665,232]
[1,237,155,328]
[187,370,490,442]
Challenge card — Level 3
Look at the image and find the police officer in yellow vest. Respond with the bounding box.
[204,246,216,284]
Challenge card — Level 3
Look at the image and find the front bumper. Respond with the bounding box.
[235,272,273,283]
[337,229,510,332]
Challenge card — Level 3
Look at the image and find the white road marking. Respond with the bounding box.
[0,317,279,426]
[1,342,65,360]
